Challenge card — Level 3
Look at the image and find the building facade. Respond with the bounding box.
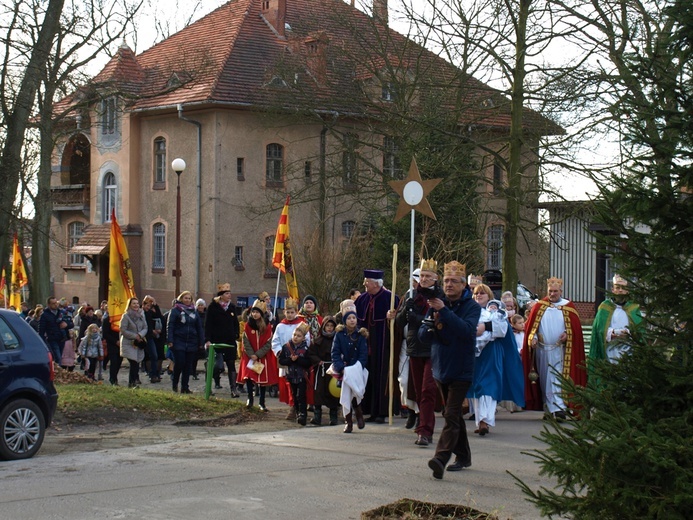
[49,0,556,309]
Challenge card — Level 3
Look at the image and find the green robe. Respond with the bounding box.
[589,299,642,380]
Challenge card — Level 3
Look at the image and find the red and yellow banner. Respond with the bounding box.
[10,233,28,309]
[272,196,299,301]
[108,210,136,331]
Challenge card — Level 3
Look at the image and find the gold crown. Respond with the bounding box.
[258,291,269,300]
[444,261,466,279]
[295,322,310,336]
[467,273,482,285]
[547,277,563,288]
[217,282,231,293]
[285,297,298,310]
[419,258,438,273]
[252,300,267,313]
[613,274,628,286]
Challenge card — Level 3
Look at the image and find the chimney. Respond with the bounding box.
[373,0,388,25]
[261,0,286,37]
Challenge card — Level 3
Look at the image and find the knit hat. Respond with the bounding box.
[302,295,318,308]
[339,299,356,314]
[342,310,357,322]
[195,299,206,308]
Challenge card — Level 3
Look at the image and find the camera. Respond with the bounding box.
[418,282,444,300]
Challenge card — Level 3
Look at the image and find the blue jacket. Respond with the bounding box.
[39,309,71,344]
[167,305,204,353]
[331,326,368,373]
[418,287,480,384]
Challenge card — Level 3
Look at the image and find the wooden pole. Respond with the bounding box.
[389,243,397,425]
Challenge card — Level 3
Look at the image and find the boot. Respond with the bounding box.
[310,408,322,426]
[297,414,307,426]
[343,412,353,433]
[329,408,339,426]
[246,395,254,409]
[354,404,365,430]
[405,410,418,430]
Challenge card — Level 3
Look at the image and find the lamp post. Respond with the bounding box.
[172,158,186,297]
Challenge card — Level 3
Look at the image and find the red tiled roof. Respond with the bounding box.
[65,0,562,135]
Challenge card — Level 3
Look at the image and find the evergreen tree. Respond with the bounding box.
[514,1,692,518]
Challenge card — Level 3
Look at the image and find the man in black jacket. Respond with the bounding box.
[204,283,241,396]
[391,259,440,447]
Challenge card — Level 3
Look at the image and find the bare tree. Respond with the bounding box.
[0,0,66,280]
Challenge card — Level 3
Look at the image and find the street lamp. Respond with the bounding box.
[172,158,186,297]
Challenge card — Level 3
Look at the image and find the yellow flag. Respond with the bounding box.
[272,196,299,301]
[0,267,7,308]
[108,210,136,331]
[10,233,28,310]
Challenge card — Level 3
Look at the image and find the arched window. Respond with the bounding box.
[68,221,85,266]
[266,143,283,184]
[154,137,166,187]
[152,222,166,271]
[487,225,504,270]
[103,172,117,223]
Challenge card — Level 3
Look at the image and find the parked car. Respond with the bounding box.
[482,270,538,314]
[0,309,58,460]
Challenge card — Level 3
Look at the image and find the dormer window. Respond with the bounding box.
[382,82,396,102]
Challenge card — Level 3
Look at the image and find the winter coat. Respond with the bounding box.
[79,334,104,359]
[278,340,312,384]
[331,325,368,373]
[204,298,240,354]
[120,309,148,362]
[418,287,480,384]
[167,304,204,353]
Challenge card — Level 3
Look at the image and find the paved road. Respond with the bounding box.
[1,395,556,520]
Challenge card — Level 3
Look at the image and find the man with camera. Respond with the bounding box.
[418,261,481,479]
[388,259,442,447]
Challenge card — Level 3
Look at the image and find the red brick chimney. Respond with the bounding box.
[373,0,388,25]
[261,0,286,37]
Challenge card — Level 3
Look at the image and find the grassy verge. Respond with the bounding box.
[56,383,243,422]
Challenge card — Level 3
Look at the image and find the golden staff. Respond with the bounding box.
[389,243,398,425]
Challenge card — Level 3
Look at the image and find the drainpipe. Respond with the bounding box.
[177,104,202,297]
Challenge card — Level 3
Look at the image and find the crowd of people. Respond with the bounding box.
[18,260,642,481]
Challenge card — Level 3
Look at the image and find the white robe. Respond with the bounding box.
[340,361,369,417]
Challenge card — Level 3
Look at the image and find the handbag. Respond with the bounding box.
[134,337,147,349]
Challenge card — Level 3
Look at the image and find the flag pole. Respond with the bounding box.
[389,243,397,425]
[274,269,282,312]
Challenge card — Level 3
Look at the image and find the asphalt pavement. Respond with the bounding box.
[16,364,559,519]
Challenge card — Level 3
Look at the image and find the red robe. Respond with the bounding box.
[521,298,587,411]
[237,322,279,386]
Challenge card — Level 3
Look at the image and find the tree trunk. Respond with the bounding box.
[502,0,530,294]
[0,0,66,275]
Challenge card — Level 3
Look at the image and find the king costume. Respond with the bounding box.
[521,288,587,414]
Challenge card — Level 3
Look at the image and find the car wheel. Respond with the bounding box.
[0,399,46,461]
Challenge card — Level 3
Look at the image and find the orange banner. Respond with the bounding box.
[10,233,28,309]
[272,196,299,301]
[108,210,136,331]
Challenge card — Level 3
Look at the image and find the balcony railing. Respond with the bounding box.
[51,184,89,211]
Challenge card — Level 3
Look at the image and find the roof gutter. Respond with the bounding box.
[177,103,202,298]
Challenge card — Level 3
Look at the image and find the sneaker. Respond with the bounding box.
[414,435,429,447]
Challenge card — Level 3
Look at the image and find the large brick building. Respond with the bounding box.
[49,0,559,309]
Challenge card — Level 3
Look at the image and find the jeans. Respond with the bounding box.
[172,350,197,391]
[433,379,472,466]
[47,340,62,366]
[146,338,158,378]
